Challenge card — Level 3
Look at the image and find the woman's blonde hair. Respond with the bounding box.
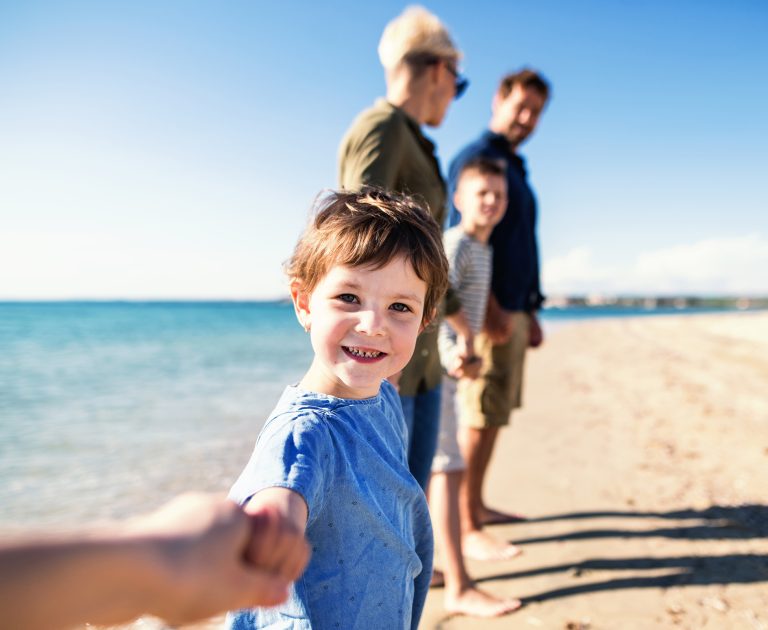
[378,6,461,71]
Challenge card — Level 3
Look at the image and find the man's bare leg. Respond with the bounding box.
[458,426,521,561]
[429,470,521,617]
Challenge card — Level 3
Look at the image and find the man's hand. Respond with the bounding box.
[528,313,544,348]
[483,294,513,345]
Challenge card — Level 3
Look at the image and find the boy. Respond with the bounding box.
[431,157,521,616]
[227,189,449,629]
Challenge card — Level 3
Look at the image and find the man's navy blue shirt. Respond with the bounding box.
[447,130,544,312]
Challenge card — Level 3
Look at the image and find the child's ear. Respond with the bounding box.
[290,279,311,332]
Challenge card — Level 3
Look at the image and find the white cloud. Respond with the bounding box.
[543,234,768,295]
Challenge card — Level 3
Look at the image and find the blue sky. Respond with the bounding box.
[1,0,766,299]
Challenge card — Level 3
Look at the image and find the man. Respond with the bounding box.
[447,68,550,560]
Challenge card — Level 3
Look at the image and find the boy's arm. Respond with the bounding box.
[0,493,304,630]
[244,487,310,582]
[443,310,481,379]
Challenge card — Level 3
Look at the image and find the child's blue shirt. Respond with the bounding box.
[227,380,433,630]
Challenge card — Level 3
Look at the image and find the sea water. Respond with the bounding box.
[0,301,742,529]
[0,301,311,528]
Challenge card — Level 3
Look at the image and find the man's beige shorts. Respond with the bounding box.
[457,312,530,429]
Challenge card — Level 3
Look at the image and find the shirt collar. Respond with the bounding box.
[376,98,436,154]
[483,129,526,169]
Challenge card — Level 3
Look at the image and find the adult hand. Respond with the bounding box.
[448,354,482,380]
[528,313,544,348]
[0,493,309,630]
[132,493,307,625]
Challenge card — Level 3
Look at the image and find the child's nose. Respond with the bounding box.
[356,309,386,336]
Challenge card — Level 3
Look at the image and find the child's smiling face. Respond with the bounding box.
[292,255,427,399]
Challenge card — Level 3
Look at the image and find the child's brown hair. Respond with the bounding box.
[286,188,449,325]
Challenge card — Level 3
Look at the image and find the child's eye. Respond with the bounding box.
[337,293,359,304]
[390,302,412,313]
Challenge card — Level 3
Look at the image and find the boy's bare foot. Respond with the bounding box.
[444,585,521,617]
[462,530,522,561]
[479,505,527,525]
[430,568,445,588]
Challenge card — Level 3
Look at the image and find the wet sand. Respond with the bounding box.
[420,311,768,629]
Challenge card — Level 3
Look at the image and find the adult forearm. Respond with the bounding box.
[0,493,307,630]
[0,532,166,630]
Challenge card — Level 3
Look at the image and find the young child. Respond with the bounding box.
[431,157,521,617]
[227,189,449,629]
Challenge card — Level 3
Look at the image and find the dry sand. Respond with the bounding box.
[421,311,768,630]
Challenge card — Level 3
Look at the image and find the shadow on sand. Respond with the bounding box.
[477,553,768,604]
[476,504,768,605]
[518,504,768,533]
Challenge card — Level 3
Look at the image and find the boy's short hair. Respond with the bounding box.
[286,188,449,324]
[457,156,506,183]
[497,68,550,102]
[378,6,461,72]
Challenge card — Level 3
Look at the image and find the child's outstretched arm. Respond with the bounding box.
[243,487,310,583]
[0,493,308,630]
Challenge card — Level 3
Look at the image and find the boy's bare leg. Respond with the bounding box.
[430,470,521,617]
[474,425,527,525]
[458,426,521,561]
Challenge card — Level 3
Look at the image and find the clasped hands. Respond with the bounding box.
[130,493,311,625]
[447,334,482,380]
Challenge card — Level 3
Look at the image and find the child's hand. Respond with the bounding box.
[245,503,311,584]
[449,334,482,380]
[459,354,482,379]
[129,493,299,624]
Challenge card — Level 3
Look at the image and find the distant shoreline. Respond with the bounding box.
[1,297,765,307]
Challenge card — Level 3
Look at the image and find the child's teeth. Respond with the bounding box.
[349,347,380,358]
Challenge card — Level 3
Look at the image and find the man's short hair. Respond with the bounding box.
[497,68,550,102]
[458,156,506,182]
[378,6,461,73]
[286,188,449,325]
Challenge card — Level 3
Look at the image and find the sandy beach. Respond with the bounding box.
[420,311,768,629]
[102,311,767,630]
